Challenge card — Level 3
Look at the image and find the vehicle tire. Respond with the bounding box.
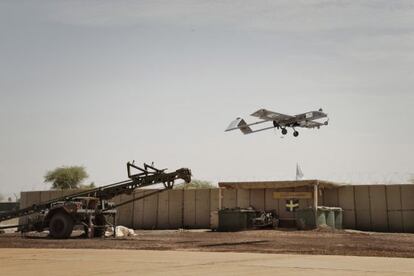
[93,214,107,238]
[49,212,74,239]
[281,128,288,135]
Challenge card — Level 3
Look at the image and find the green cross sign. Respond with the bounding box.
[286,199,299,212]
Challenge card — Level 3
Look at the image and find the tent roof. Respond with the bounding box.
[218,180,344,189]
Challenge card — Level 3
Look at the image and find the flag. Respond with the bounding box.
[296,163,304,180]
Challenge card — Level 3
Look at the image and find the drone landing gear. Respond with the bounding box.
[292,127,299,137]
[280,127,299,137]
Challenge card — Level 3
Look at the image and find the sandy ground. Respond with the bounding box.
[1,229,414,258]
[1,248,414,276]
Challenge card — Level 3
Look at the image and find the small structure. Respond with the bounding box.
[218,180,344,229]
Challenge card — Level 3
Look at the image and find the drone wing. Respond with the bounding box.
[251,109,293,122]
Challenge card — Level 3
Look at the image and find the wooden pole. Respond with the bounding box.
[313,182,319,227]
[313,183,318,210]
[218,188,223,210]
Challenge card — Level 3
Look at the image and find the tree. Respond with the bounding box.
[79,182,96,189]
[44,166,89,190]
[174,179,216,189]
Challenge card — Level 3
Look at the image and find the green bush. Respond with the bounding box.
[174,179,215,189]
[44,166,89,190]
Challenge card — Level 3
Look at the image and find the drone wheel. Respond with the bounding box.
[281,128,288,135]
[293,131,299,137]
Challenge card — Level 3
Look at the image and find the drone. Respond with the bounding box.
[226,108,329,137]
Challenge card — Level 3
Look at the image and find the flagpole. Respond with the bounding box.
[296,163,298,181]
[296,163,304,181]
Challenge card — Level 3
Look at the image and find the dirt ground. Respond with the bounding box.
[3,248,414,276]
[1,229,414,258]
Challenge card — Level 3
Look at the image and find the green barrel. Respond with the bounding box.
[326,209,336,228]
[295,207,344,230]
[316,208,327,226]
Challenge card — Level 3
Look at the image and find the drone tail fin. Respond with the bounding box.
[225,118,253,134]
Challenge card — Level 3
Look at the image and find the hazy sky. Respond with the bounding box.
[1,1,414,197]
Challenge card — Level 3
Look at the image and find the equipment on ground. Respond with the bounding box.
[0,162,191,239]
[225,108,329,137]
[218,208,279,231]
[252,210,279,229]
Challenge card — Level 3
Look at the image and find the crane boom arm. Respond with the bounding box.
[0,162,191,222]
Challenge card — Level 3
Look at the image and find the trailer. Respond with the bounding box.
[0,162,191,238]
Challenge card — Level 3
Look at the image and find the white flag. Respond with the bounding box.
[296,163,304,180]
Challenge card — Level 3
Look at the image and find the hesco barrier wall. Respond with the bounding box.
[19,189,219,229]
[19,184,414,232]
[322,185,414,233]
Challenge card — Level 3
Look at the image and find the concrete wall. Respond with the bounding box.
[19,184,414,233]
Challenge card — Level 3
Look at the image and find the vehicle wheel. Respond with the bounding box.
[281,128,288,135]
[293,131,299,137]
[93,214,107,238]
[49,212,74,239]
